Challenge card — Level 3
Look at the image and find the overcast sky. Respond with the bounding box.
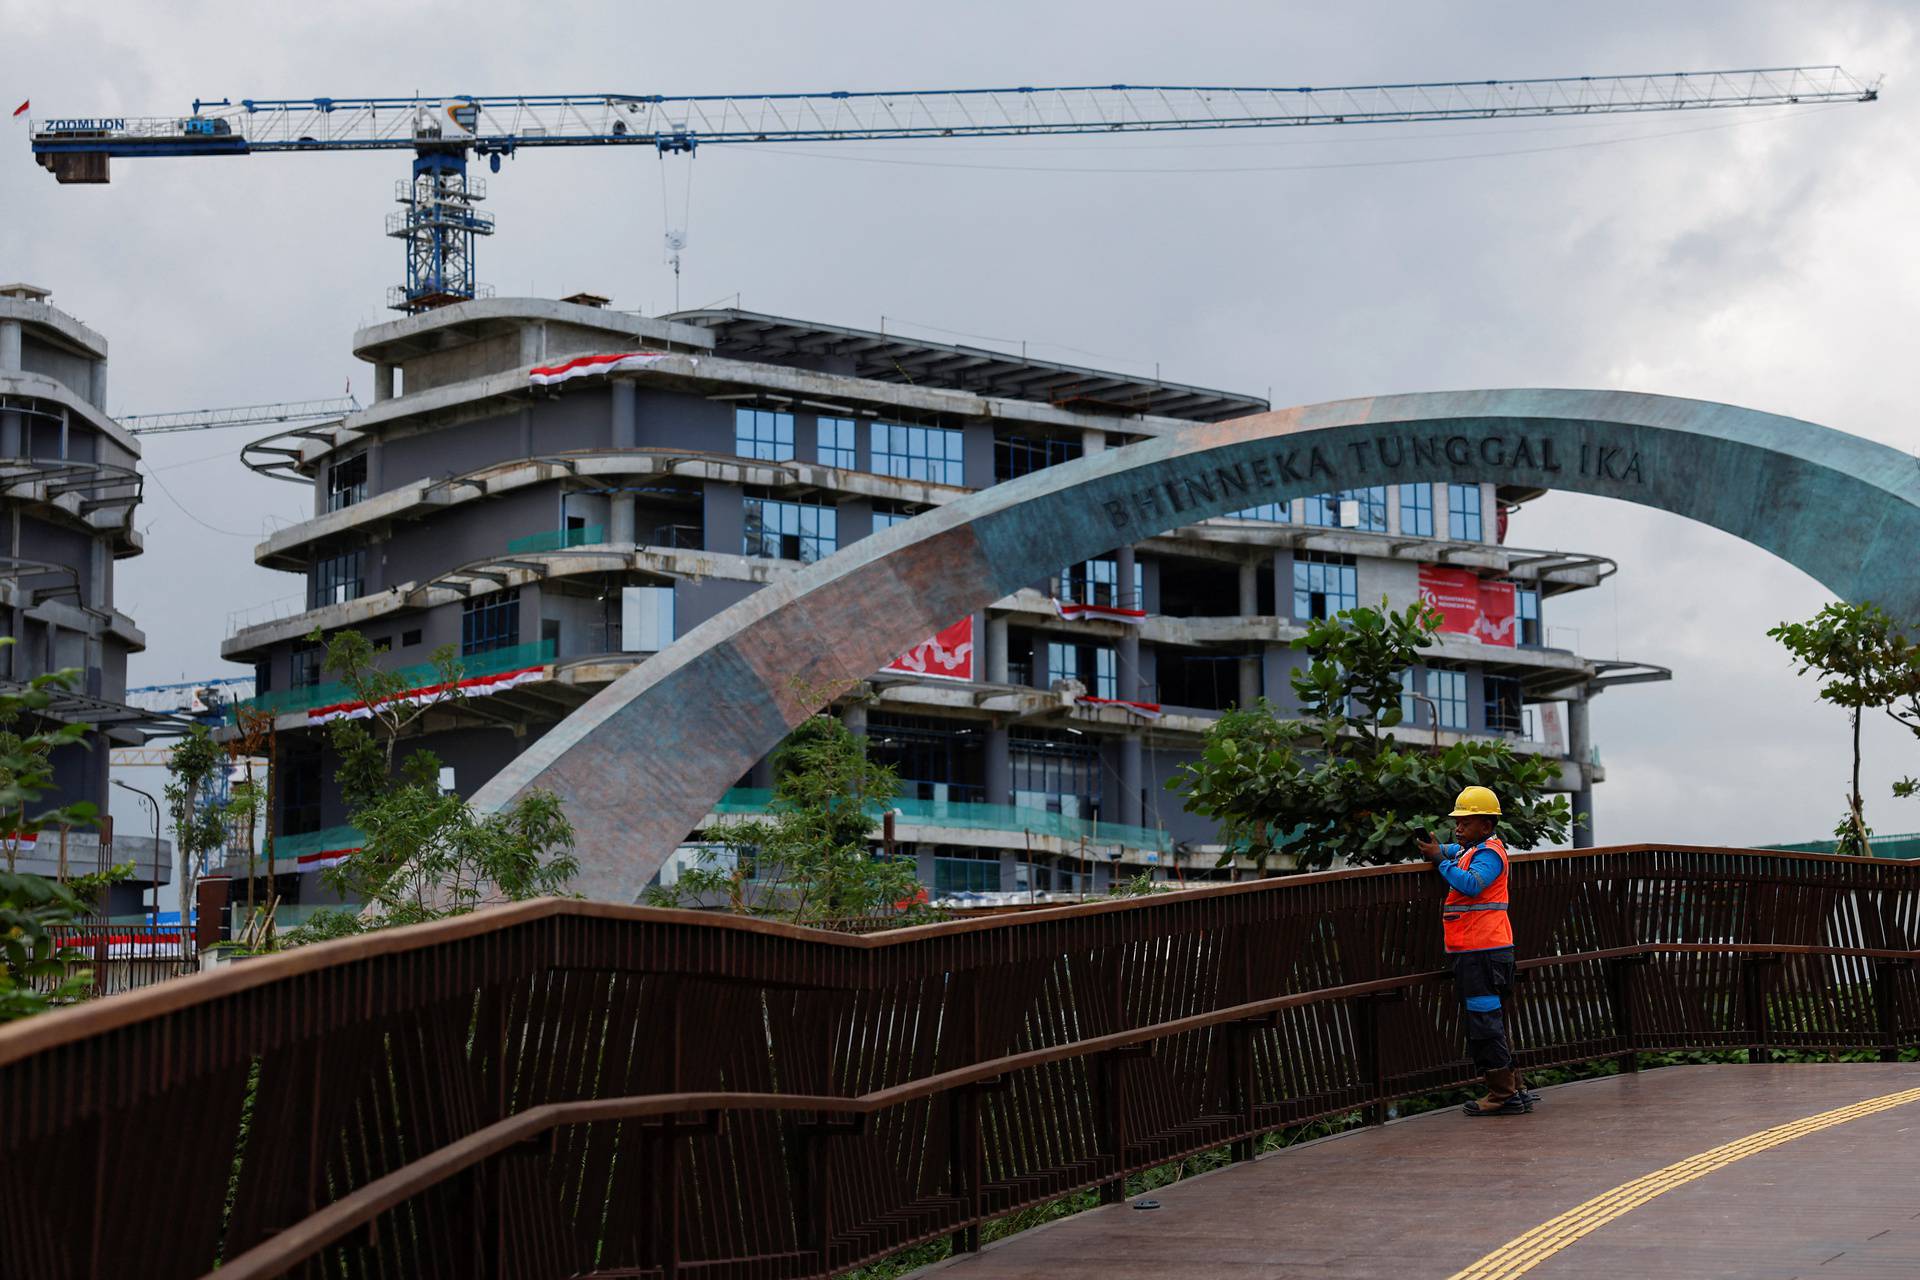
[4,0,1916,853]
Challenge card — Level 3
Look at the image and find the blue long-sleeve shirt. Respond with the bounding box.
[1437,842,1504,897]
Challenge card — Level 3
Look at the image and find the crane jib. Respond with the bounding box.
[24,66,1878,314]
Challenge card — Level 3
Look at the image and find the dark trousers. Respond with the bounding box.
[1451,946,1515,1072]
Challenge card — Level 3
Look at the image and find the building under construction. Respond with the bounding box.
[0,283,176,911]
[223,295,1663,903]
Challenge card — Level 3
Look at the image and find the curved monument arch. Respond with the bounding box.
[471,389,1920,900]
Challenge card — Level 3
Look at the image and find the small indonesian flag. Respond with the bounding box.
[1050,598,1147,625]
[528,350,674,386]
[12,101,27,120]
[297,844,360,870]
[306,664,547,725]
[1080,696,1163,720]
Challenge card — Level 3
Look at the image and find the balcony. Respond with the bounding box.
[506,524,605,555]
[230,639,555,722]
[713,788,1172,853]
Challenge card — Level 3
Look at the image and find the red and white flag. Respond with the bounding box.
[11,101,28,120]
[306,663,547,725]
[528,350,674,386]
[1050,598,1147,625]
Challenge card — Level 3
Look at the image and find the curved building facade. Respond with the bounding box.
[224,297,1660,903]
[0,283,170,910]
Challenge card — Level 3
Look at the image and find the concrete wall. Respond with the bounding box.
[18,334,96,404]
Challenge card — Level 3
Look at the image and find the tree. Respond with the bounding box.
[1169,598,1573,873]
[165,725,228,934]
[285,628,579,943]
[225,703,277,923]
[0,643,112,1019]
[645,715,930,924]
[1768,601,1920,855]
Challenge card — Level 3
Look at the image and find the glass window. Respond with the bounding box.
[816,417,857,469]
[1292,551,1357,620]
[462,590,521,656]
[308,548,365,609]
[1515,587,1542,647]
[995,433,1080,482]
[1093,647,1117,700]
[326,452,367,513]
[279,750,323,836]
[1484,674,1524,735]
[621,585,675,652]
[872,503,915,531]
[1051,642,1116,699]
[289,641,324,690]
[1398,667,1418,724]
[1229,501,1291,522]
[734,407,794,461]
[1302,493,1340,527]
[1448,483,1484,542]
[934,849,1000,895]
[1060,558,1143,607]
[1427,667,1468,731]
[742,492,837,563]
[872,422,965,486]
[1400,483,1435,537]
[1347,486,1389,532]
[1010,731,1101,817]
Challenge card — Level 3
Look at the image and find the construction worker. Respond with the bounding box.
[1417,785,1531,1117]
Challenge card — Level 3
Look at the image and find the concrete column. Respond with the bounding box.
[985,615,1009,684]
[518,323,547,368]
[840,701,867,736]
[374,362,397,403]
[1238,558,1261,707]
[1119,734,1143,827]
[88,360,107,412]
[611,381,637,449]
[1568,692,1594,848]
[609,491,637,544]
[0,319,20,372]
[1080,427,1107,455]
[0,410,19,458]
[986,724,1011,805]
[999,850,1018,892]
[1114,544,1137,610]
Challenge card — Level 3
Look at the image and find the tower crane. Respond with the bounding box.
[29,68,1874,314]
[119,396,360,437]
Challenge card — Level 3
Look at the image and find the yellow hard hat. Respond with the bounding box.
[1449,785,1502,817]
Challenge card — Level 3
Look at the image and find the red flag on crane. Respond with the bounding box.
[12,101,28,119]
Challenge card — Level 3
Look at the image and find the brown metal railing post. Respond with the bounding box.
[1360,995,1391,1125]
[1873,959,1910,1063]
[948,1088,982,1253]
[1607,956,1643,1072]
[1227,1022,1257,1160]
[1096,1050,1128,1204]
[1742,956,1777,1064]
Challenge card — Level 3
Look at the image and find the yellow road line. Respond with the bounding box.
[1448,1084,1920,1280]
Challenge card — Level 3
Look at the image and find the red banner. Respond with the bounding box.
[883,616,975,681]
[1418,566,1516,647]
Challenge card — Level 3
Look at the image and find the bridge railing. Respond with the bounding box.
[1,845,1914,1279]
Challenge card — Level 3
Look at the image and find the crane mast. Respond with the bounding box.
[30,67,1875,313]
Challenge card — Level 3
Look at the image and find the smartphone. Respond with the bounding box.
[1416,828,1434,844]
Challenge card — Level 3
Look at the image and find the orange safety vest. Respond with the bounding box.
[1442,836,1512,953]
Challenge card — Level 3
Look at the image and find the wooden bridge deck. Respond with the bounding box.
[917,1064,1920,1280]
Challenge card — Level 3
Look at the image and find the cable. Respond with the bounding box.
[731,105,1842,177]
[141,465,261,538]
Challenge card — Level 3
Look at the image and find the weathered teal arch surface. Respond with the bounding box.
[471,389,1920,901]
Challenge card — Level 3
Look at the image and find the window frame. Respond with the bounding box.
[815,416,857,469]
[742,492,838,563]
[1292,551,1358,621]
[872,421,965,486]
[733,406,795,462]
[461,589,521,657]
[1448,483,1484,542]
[1401,483,1435,538]
[1427,666,1469,731]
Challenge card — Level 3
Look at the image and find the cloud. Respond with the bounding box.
[6,0,1916,850]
